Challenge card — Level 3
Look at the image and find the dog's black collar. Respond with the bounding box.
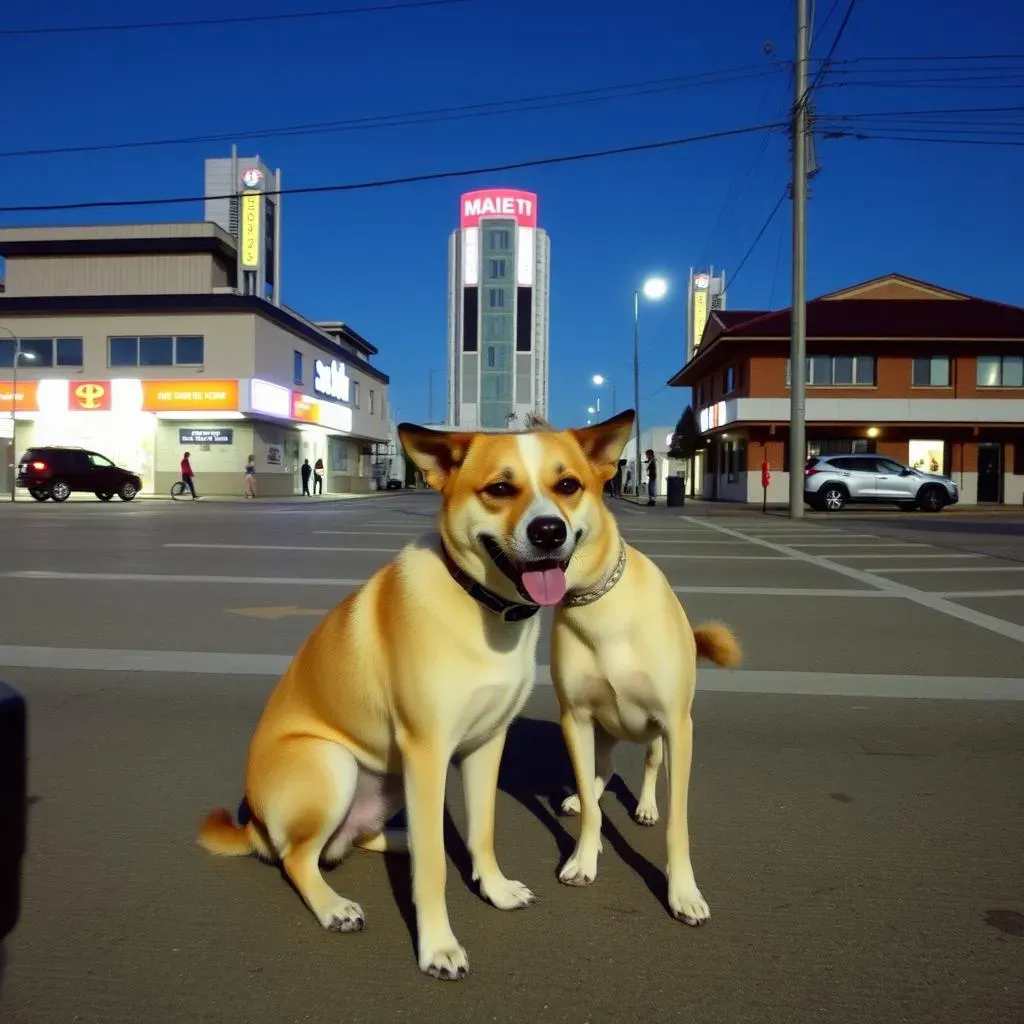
[440,542,541,623]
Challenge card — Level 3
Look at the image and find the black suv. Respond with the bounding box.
[17,446,143,503]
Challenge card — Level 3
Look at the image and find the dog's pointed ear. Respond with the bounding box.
[398,423,474,491]
[571,410,636,482]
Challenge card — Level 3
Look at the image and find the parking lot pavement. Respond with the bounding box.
[1,493,1023,1023]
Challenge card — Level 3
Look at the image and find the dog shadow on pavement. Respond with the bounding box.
[382,716,669,956]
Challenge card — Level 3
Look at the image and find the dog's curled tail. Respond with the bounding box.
[694,622,743,669]
[197,808,255,857]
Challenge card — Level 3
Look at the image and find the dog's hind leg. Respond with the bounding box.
[560,724,616,817]
[634,736,663,826]
[254,737,366,933]
[354,829,408,853]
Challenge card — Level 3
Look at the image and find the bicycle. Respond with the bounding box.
[170,480,192,500]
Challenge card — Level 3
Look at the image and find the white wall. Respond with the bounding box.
[253,318,389,443]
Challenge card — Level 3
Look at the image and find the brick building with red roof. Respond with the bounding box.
[667,274,1024,506]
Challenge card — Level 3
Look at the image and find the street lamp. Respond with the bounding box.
[591,374,617,414]
[632,276,668,498]
[1,327,36,502]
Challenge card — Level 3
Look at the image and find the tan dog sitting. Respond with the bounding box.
[198,422,599,980]
[545,411,742,924]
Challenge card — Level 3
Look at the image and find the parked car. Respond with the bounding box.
[804,453,959,512]
[16,446,142,503]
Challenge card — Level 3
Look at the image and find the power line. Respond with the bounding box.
[0,0,464,37]
[723,188,789,294]
[0,120,788,215]
[805,0,859,98]
[821,129,1024,147]
[0,64,785,161]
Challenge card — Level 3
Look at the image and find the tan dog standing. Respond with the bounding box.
[547,411,742,924]
[197,423,589,980]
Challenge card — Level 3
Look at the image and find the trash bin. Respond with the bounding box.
[0,681,27,948]
[666,473,686,508]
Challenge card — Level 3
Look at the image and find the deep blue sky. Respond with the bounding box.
[1,0,1022,429]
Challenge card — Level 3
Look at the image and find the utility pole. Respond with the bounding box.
[789,0,810,519]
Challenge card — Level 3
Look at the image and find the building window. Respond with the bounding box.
[977,354,1024,388]
[516,287,532,353]
[483,316,512,342]
[725,366,736,393]
[486,259,508,280]
[912,356,951,387]
[0,337,85,368]
[56,338,84,367]
[786,355,875,387]
[484,344,512,370]
[352,381,360,408]
[369,390,376,415]
[486,229,512,252]
[293,350,303,385]
[462,288,478,353]
[487,288,506,309]
[107,335,205,368]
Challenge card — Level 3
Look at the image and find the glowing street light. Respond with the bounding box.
[591,374,616,414]
[632,276,669,498]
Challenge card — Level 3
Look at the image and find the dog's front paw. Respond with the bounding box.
[669,885,710,926]
[558,847,598,887]
[634,799,659,826]
[478,874,536,911]
[560,793,581,816]
[419,940,469,981]
[321,898,365,933]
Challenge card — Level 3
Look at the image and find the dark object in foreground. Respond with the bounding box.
[0,682,27,947]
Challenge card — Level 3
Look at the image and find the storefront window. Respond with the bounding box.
[909,439,945,475]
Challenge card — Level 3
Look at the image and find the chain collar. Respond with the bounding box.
[562,543,627,609]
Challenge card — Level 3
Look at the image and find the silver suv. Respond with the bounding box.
[804,453,959,513]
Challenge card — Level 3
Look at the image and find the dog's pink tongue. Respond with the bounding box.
[520,566,567,606]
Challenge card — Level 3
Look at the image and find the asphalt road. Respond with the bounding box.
[1,493,1022,1024]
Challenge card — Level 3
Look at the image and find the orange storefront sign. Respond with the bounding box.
[141,380,239,412]
[291,393,317,423]
[0,380,38,413]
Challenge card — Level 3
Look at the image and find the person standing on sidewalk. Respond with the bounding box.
[243,455,257,499]
[300,458,312,496]
[180,452,198,501]
[645,448,657,507]
[313,457,324,495]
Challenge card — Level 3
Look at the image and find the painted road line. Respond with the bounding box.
[824,553,984,560]
[164,543,402,553]
[3,571,366,586]
[865,565,1024,574]
[938,589,1024,598]
[0,645,1020,700]
[783,542,931,549]
[690,518,1024,645]
[0,570,883,597]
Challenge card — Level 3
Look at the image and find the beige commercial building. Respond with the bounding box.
[0,223,390,497]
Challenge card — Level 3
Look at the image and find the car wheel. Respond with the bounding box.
[918,486,945,513]
[821,485,847,512]
[29,488,49,502]
[96,492,113,501]
[118,481,138,501]
[50,480,71,503]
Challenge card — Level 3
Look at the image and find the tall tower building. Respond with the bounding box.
[685,267,727,363]
[204,149,282,306]
[447,189,550,429]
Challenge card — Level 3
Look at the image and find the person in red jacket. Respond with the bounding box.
[180,452,198,501]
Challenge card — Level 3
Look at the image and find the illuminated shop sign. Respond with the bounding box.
[313,359,350,403]
[250,378,291,419]
[179,428,234,445]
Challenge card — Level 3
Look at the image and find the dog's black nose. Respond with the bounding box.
[527,516,568,552]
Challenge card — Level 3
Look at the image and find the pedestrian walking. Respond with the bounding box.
[300,458,312,496]
[180,452,198,500]
[645,448,657,507]
[313,457,324,495]
[243,455,257,499]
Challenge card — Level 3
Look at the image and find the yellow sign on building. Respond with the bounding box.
[240,190,262,269]
[691,287,709,351]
